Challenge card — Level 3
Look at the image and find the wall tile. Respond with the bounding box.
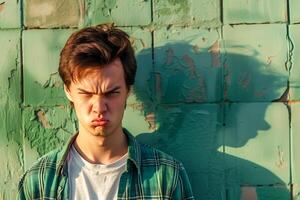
[153,0,220,27]
[23,29,74,106]
[137,103,223,199]
[223,24,288,102]
[289,0,300,24]
[224,103,290,199]
[85,0,151,26]
[0,0,21,28]
[154,26,222,104]
[224,0,287,24]
[25,0,83,28]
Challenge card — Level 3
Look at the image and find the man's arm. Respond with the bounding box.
[172,164,195,200]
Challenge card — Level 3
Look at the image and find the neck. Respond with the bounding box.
[74,127,128,165]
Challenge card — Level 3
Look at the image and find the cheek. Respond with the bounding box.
[73,99,93,114]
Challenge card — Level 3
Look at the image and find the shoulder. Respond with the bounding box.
[139,143,184,170]
[26,148,61,175]
[137,143,195,199]
[18,148,62,194]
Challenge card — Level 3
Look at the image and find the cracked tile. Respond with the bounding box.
[289,25,300,100]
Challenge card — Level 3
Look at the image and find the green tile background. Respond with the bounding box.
[0,30,22,199]
[85,0,151,26]
[1,0,300,199]
[223,24,288,102]
[154,26,222,103]
[223,0,287,24]
[290,0,300,24]
[23,29,74,106]
[24,0,82,28]
[0,0,21,28]
[153,0,220,27]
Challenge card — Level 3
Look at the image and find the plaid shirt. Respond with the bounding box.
[18,130,195,200]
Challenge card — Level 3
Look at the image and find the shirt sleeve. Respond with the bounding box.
[172,164,195,200]
[17,173,27,200]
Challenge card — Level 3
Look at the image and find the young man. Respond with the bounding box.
[18,24,194,200]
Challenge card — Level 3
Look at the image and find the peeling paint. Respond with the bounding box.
[209,41,221,68]
[182,54,197,77]
[276,146,284,169]
[155,73,162,102]
[0,2,5,12]
[36,110,51,128]
[145,113,156,130]
[165,48,174,65]
[238,72,251,89]
[29,2,54,17]
[25,0,82,28]
[241,187,257,200]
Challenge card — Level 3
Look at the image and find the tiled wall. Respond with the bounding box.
[0,0,299,199]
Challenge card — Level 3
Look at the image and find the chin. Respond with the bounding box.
[93,127,111,137]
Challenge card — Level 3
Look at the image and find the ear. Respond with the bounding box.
[64,85,73,102]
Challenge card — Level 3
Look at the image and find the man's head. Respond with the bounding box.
[58,24,136,137]
[59,23,137,90]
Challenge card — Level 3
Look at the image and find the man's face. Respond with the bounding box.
[64,58,129,137]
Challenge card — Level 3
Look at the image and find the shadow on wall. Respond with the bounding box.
[134,43,290,200]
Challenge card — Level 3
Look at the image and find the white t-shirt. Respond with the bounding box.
[68,145,128,200]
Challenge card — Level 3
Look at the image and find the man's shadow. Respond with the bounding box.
[133,43,290,199]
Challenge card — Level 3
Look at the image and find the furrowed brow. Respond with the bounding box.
[104,86,121,94]
[77,88,93,94]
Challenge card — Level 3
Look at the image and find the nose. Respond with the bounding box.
[92,95,107,114]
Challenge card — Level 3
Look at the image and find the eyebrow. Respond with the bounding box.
[77,86,121,94]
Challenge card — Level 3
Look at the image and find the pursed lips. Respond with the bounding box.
[91,118,109,126]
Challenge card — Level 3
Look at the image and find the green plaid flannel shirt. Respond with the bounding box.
[17,129,195,199]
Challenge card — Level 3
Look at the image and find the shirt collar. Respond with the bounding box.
[56,129,141,176]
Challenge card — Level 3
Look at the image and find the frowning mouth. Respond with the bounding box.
[91,118,109,126]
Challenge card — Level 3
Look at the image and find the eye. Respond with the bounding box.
[78,92,93,97]
[106,90,120,97]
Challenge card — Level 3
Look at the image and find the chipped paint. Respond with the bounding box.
[0,2,5,12]
[241,186,257,200]
[36,110,51,128]
[29,2,54,17]
[25,0,83,28]
[209,41,221,68]
[276,145,285,169]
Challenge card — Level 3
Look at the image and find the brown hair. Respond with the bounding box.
[58,23,136,89]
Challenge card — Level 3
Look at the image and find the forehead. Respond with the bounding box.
[72,59,125,85]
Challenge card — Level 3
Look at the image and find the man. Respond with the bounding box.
[18,23,194,200]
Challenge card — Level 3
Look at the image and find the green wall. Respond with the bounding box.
[1,0,300,199]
